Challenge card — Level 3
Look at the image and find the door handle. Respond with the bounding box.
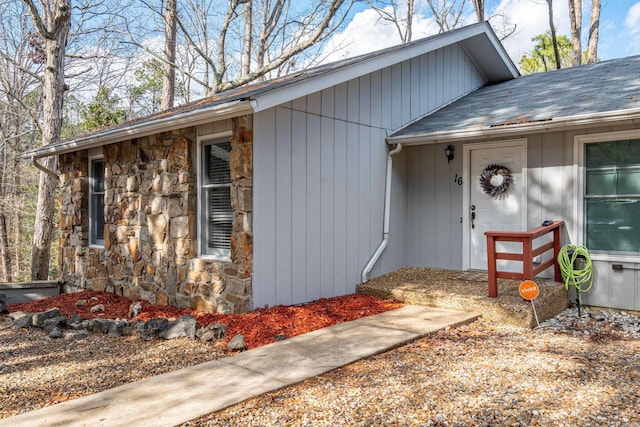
[470,205,476,229]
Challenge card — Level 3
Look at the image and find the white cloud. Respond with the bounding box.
[492,0,570,63]
[323,2,572,67]
[319,7,441,62]
[625,3,640,34]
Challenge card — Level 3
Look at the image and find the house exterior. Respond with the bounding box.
[388,55,640,311]
[24,21,639,313]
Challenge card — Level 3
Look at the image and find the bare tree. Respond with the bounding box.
[242,0,253,77]
[471,0,483,22]
[568,0,581,66]
[366,0,415,43]
[22,0,71,280]
[586,0,600,63]
[162,0,178,110]
[426,0,465,33]
[133,0,353,95]
[546,0,561,69]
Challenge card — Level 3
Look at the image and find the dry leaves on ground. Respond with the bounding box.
[0,292,401,419]
[184,311,640,427]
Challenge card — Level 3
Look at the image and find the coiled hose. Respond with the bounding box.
[557,244,593,315]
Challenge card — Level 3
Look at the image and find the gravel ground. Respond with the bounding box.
[2,306,639,426]
[0,318,226,418]
[183,307,640,427]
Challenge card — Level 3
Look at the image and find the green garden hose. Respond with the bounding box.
[557,244,593,315]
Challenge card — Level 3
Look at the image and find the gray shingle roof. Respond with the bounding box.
[391,55,640,139]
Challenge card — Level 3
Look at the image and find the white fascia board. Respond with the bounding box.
[251,24,498,112]
[388,108,640,146]
[25,100,253,159]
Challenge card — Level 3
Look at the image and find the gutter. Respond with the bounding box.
[387,107,640,146]
[23,100,253,159]
[361,142,403,283]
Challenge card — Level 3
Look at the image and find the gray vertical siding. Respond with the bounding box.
[404,143,464,269]
[400,123,640,311]
[253,44,485,307]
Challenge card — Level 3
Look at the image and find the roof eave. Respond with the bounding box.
[23,100,253,159]
[387,108,640,146]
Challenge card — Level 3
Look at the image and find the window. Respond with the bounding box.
[200,139,233,258]
[89,158,105,246]
[584,138,640,254]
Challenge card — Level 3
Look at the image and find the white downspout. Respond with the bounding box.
[361,143,403,283]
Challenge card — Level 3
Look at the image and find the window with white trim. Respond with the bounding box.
[584,138,640,254]
[89,158,105,246]
[200,139,233,258]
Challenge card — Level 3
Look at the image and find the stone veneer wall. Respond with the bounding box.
[58,115,253,313]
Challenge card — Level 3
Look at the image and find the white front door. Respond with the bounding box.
[465,141,527,271]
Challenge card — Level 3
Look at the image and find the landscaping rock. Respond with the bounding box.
[75,299,87,306]
[0,293,7,314]
[122,320,142,337]
[108,319,128,338]
[196,322,227,342]
[89,318,113,334]
[90,304,105,313]
[15,314,33,329]
[43,316,67,333]
[49,328,63,339]
[67,314,85,329]
[227,334,246,351]
[128,301,142,319]
[32,308,61,328]
[136,318,168,341]
[160,315,197,340]
[64,331,87,341]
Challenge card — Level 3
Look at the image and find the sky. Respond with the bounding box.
[321,0,640,66]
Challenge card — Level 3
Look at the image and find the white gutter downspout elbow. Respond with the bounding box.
[361,143,403,283]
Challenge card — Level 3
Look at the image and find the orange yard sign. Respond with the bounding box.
[519,280,540,300]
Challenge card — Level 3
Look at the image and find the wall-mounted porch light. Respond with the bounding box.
[444,144,455,163]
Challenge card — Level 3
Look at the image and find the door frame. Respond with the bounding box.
[462,139,528,271]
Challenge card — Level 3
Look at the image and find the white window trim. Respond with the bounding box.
[574,129,640,262]
[88,155,105,248]
[197,130,233,261]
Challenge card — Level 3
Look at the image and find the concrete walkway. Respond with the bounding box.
[1,305,479,427]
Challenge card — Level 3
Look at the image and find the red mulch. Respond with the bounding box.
[8,291,402,349]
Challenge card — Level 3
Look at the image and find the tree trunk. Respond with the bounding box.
[546,0,561,69]
[587,0,601,63]
[472,0,484,22]
[161,0,177,110]
[242,0,252,77]
[0,214,12,282]
[25,0,71,280]
[568,0,582,66]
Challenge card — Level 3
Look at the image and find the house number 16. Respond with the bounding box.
[454,174,463,185]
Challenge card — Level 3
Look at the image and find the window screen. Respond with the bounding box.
[201,140,232,256]
[585,139,640,253]
[90,158,105,245]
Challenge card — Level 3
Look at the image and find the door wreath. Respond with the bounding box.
[479,164,513,199]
